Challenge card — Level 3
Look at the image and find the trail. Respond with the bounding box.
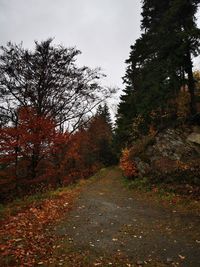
[54,167,200,267]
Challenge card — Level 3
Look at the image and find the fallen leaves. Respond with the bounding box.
[0,188,79,266]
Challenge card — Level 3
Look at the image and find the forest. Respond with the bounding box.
[1,0,200,201]
[0,1,200,265]
[115,0,200,187]
[0,39,117,201]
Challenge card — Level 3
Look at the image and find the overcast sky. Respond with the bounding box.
[0,0,200,115]
[0,0,141,87]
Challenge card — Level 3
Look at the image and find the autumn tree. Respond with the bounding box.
[0,107,57,182]
[0,39,114,187]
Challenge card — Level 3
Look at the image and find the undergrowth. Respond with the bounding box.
[0,168,107,221]
[122,175,200,214]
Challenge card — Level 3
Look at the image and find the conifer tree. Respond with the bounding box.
[115,0,200,149]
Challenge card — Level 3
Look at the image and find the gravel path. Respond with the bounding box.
[55,168,200,267]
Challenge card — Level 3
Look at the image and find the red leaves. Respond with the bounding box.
[0,105,112,199]
[0,189,79,266]
[0,107,57,168]
[17,107,56,157]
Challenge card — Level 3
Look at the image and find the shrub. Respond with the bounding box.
[151,158,200,185]
[120,148,138,179]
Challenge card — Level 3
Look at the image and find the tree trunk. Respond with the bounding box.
[186,48,196,115]
[14,117,19,186]
[30,146,40,179]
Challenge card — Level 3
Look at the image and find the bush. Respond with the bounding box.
[125,176,151,191]
[151,158,200,185]
[120,148,138,179]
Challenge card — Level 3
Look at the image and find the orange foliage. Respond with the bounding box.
[0,107,56,163]
[120,148,138,178]
[0,188,79,266]
[148,125,157,136]
[0,107,113,199]
[56,129,101,185]
[18,107,56,156]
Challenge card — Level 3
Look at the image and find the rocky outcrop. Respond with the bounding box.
[146,128,200,162]
[132,126,200,182]
[187,132,200,145]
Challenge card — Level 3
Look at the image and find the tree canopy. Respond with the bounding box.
[115,0,200,149]
[0,39,112,131]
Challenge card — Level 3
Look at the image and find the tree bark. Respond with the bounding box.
[186,48,197,115]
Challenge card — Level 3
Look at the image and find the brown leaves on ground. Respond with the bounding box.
[0,188,80,266]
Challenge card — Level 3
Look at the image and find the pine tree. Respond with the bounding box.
[141,0,200,114]
[115,0,200,150]
[114,87,137,151]
[94,104,115,165]
[97,103,112,129]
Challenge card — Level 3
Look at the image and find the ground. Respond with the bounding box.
[1,167,200,266]
[53,168,200,267]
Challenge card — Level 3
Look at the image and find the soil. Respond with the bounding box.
[53,167,200,267]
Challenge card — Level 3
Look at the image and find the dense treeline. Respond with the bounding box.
[1,1,200,201]
[115,0,200,150]
[115,0,200,189]
[0,39,115,201]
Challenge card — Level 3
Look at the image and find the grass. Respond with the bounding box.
[122,174,200,215]
[123,176,152,191]
[0,167,107,221]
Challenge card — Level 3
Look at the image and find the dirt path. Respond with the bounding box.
[54,168,200,267]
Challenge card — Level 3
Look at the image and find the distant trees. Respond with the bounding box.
[88,103,115,166]
[115,0,200,149]
[56,104,115,185]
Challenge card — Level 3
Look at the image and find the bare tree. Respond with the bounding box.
[0,38,114,130]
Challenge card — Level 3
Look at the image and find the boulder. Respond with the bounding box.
[187,132,200,145]
[131,127,200,178]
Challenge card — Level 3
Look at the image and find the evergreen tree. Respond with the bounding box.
[97,103,113,129]
[114,87,137,150]
[141,0,200,114]
[91,104,115,165]
[115,0,200,150]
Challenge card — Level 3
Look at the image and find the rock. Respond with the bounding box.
[130,126,200,179]
[134,158,150,176]
[136,260,143,265]
[166,257,173,264]
[187,132,200,145]
[152,157,178,174]
[14,238,22,242]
